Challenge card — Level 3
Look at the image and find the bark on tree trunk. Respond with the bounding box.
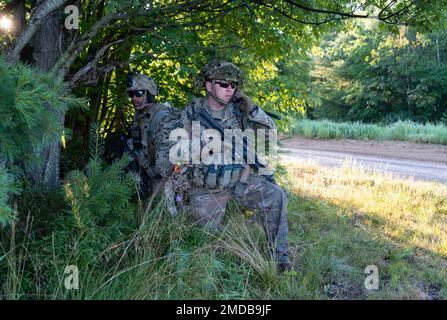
[12,0,26,36]
[28,4,66,187]
[5,0,69,64]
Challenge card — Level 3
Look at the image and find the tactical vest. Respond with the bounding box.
[131,102,173,176]
[185,97,246,190]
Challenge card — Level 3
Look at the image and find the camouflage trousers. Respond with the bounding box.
[188,174,290,264]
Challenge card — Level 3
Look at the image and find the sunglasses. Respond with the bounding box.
[128,90,145,98]
[215,81,237,89]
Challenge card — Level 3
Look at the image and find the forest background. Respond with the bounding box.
[1,0,447,299]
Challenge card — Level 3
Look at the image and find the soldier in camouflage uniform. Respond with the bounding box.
[126,73,179,198]
[178,60,291,271]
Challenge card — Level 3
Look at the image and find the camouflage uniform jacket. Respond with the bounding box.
[179,97,276,190]
[129,102,180,178]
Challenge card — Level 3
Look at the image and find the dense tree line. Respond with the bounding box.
[309,20,447,123]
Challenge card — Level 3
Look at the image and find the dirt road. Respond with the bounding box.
[278,137,447,183]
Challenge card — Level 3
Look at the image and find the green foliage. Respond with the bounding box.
[63,124,136,242]
[0,168,19,226]
[0,55,86,166]
[290,119,447,144]
[60,156,136,264]
[62,1,447,159]
[0,139,138,298]
[0,56,86,226]
[310,23,447,123]
[3,0,447,300]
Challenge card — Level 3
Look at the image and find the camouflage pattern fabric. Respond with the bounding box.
[129,101,181,196]
[179,97,276,189]
[179,96,290,265]
[194,60,244,91]
[189,174,289,264]
[127,74,159,96]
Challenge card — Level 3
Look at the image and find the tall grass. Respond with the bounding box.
[280,158,447,299]
[2,155,447,299]
[0,195,285,299]
[0,124,289,300]
[289,119,447,145]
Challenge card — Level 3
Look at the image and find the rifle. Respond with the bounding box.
[192,108,267,172]
[265,110,282,121]
[120,132,139,172]
[120,132,151,196]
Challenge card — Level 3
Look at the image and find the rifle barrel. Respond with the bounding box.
[196,109,266,171]
[264,110,282,120]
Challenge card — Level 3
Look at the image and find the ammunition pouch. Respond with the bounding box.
[203,164,243,190]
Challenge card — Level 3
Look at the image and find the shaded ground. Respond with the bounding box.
[279,137,447,184]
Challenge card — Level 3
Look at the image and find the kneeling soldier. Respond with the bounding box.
[177,61,292,271]
[126,73,179,198]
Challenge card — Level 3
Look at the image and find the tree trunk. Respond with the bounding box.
[28,3,66,188]
[12,0,26,37]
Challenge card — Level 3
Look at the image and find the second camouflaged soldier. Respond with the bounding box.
[126,73,179,198]
[177,60,292,271]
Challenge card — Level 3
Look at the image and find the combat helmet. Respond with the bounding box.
[194,60,244,90]
[127,73,159,96]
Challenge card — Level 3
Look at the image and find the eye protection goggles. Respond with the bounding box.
[127,90,145,98]
[214,80,237,89]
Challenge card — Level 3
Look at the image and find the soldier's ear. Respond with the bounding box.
[205,81,212,93]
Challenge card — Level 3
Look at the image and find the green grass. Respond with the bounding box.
[288,119,447,145]
[1,160,446,300]
[280,159,447,299]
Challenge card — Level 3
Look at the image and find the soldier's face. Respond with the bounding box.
[206,80,236,104]
[128,90,146,111]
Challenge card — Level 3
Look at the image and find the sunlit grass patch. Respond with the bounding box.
[288,119,447,144]
[280,158,447,299]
